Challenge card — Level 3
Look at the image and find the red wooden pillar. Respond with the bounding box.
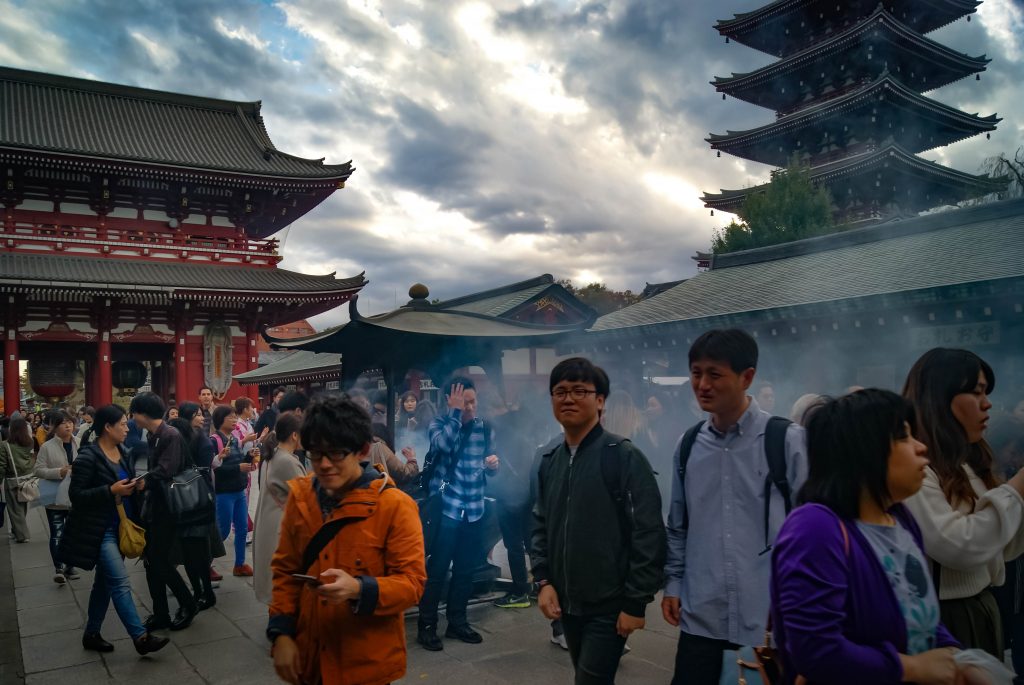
[97,332,112,405]
[175,322,188,404]
[4,329,19,415]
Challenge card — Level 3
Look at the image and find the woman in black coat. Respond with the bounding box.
[59,404,169,656]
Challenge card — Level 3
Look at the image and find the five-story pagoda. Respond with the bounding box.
[702,0,1008,224]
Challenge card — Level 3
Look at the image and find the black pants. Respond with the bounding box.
[144,518,194,618]
[561,613,627,685]
[418,515,484,629]
[44,508,70,573]
[181,535,213,598]
[496,500,531,595]
[671,631,741,685]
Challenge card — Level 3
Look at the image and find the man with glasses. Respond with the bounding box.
[532,357,665,685]
[416,376,500,651]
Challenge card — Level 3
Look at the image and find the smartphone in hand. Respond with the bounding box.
[291,573,321,586]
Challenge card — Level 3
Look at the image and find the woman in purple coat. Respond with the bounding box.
[771,389,964,685]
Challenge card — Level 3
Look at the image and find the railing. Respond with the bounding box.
[1,215,281,266]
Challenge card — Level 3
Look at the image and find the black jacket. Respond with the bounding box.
[531,424,666,618]
[59,443,137,571]
[212,431,251,493]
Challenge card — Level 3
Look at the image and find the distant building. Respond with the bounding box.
[0,67,364,411]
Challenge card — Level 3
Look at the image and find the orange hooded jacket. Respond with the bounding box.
[268,467,426,685]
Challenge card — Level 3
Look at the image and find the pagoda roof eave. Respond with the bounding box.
[714,0,981,58]
[701,144,1008,211]
[711,7,989,108]
[0,66,356,181]
[707,75,1000,165]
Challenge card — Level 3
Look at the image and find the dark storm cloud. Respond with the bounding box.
[382,98,494,196]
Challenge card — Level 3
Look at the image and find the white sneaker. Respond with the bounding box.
[53,572,66,585]
[550,633,568,650]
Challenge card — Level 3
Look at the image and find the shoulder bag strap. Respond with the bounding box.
[760,417,794,554]
[6,443,17,479]
[299,484,395,573]
[676,420,705,532]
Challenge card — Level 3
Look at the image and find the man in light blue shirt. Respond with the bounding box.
[662,329,807,685]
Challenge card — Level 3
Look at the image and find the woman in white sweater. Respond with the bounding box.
[34,410,78,584]
[252,411,307,604]
[903,347,1024,658]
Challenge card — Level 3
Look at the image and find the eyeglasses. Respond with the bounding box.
[551,388,599,401]
[308,449,355,464]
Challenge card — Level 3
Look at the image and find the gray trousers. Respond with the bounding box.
[3,478,31,542]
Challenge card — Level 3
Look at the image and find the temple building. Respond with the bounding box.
[0,66,365,413]
[702,1,1007,223]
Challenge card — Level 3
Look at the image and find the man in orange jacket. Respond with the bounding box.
[267,395,426,685]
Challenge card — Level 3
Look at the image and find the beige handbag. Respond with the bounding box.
[6,443,40,503]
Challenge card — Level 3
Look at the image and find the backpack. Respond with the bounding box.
[677,416,793,555]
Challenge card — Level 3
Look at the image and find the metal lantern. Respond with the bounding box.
[112,361,148,396]
[28,358,77,400]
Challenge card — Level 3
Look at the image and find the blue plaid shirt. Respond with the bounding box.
[428,408,496,523]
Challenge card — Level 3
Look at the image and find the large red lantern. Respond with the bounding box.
[28,359,77,400]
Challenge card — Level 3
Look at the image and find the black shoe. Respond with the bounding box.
[143,614,172,631]
[82,632,114,652]
[170,604,197,631]
[416,626,443,651]
[196,593,217,611]
[445,624,483,644]
[133,633,170,656]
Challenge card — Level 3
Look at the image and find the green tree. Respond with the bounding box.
[557,279,640,315]
[712,156,835,254]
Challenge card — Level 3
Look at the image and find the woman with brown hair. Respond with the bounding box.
[1,417,36,543]
[903,347,1024,657]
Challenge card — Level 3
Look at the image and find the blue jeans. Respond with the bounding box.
[86,527,146,640]
[418,515,484,629]
[44,508,70,573]
[217,491,248,567]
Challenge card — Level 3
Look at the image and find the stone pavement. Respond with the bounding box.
[6,503,678,684]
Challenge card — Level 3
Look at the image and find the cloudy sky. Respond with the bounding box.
[2,0,1021,328]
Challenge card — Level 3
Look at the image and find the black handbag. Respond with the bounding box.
[162,439,215,526]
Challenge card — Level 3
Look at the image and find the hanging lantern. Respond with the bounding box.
[112,361,148,396]
[976,74,980,80]
[28,359,77,400]
[717,150,721,157]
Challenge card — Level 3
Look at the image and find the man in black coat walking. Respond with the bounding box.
[129,392,198,632]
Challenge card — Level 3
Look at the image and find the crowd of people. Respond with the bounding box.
[2,330,1024,685]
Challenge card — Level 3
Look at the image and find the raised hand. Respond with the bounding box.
[447,383,466,411]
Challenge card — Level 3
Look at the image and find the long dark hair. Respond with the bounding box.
[903,348,997,507]
[7,417,33,449]
[798,389,917,519]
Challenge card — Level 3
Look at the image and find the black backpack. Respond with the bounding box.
[677,416,793,555]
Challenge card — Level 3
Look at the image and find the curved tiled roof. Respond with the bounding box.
[715,0,980,58]
[0,67,354,181]
[707,75,999,166]
[712,7,988,111]
[0,252,366,295]
[593,199,1024,332]
[701,144,1007,210]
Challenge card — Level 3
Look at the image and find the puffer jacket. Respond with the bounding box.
[59,442,137,570]
[267,465,426,685]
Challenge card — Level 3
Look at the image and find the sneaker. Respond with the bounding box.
[53,571,66,585]
[246,531,253,545]
[550,632,568,650]
[210,566,223,582]
[232,564,254,577]
[492,593,530,609]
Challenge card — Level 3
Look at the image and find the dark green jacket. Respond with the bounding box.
[531,424,666,618]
